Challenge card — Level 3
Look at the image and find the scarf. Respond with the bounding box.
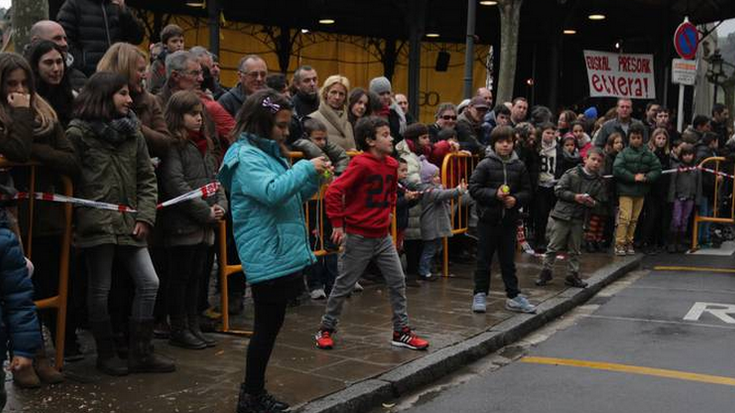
[189,129,208,156]
[90,111,140,145]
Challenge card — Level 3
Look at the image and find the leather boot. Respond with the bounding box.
[168,316,206,350]
[667,231,677,253]
[129,319,176,373]
[535,268,553,286]
[188,314,216,348]
[12,363,41,388]
[34,348,64,384]
[677,231,689,253]
[90,321,128,376]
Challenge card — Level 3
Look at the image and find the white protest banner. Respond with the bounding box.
[583,50,656,99]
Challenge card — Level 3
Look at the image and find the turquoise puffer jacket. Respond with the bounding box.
[217,133,319,284]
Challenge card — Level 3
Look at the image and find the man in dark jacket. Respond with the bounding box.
[711,103,731,150]
[28,20,87,91]
[291,65,320,118]
[594,98,648,147]
[56,0,145,76]
[288,65,320,143]
[469,126,535,315]
[217,55,268,117]
[456,96,488,155]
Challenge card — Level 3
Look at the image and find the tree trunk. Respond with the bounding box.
[496,0,523,104]
[12,0,49,53]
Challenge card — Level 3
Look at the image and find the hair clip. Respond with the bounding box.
[262,96,280,114]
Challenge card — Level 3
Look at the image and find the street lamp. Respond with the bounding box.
[707,50,725,105]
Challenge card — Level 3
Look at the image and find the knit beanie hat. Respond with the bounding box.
[419,157,440,183]
[583,106,598,120]
[369,76,392,95]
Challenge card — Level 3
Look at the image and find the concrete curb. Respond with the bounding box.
[297,255,642,413]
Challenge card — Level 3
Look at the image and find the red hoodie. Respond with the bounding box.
[326,152,397,238]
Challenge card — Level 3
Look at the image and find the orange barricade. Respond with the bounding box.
[691,156,735,250]
[440,153,479,277]
[3,161,74,370]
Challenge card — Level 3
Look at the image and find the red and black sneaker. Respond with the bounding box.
[391,327,429,351]
[315,329,334,350]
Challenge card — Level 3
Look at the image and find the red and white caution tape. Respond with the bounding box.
[1,192,137,212]
[156,182,220,210]
[0,182,221,213]
[601,166,728,179]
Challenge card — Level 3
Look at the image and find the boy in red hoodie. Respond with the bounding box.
[315,116,429,351]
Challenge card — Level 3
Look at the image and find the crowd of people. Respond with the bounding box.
[1,2,734,412]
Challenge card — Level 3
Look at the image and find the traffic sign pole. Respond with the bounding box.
[677,84,685,133]
[672,17,698,132]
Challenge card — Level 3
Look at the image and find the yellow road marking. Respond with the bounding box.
[520,356,735,387]
[654,266,735,274]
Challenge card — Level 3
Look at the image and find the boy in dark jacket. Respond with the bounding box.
[613,124,662,255]
[469,126,535,314]
[536,148,605,288]
[0,212,42,409]
[316,116,429,351]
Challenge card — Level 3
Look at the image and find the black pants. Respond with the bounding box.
[641,195,671,247]
[474,219,520,298]
[32,236,81,349]
[534,186,556,248]
[243,272,301,394]
[198,246,216,313]
[403,239,422,278]
[167,244,208,321]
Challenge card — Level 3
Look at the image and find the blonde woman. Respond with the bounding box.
[97,43,173,158]
[308,75,356,151]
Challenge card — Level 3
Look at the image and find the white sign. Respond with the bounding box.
[683,302,735,324]
[583,50,656,99]
[671,58,697,86]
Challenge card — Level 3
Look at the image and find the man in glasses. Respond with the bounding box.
[218,55,268,117]
[456,96,489,154]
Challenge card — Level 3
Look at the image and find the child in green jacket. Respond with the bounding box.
[612,124,662,255]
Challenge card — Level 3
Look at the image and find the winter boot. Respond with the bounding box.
[34,348,64,384]
[12,362,41,388]
[113,330,129,360]
[677,231,689,253]
[90,321,128,376]
[188,314,216,348]
[564,273,588,288]
[237,384,290,413]
[168,316,206,350]
[128,319,176,373]
[667,231,677,253]
[535,269,553,286]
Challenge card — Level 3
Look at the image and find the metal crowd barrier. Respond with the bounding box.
[440,152,479,277]
[4,161,74,370]
[691,156,735,250]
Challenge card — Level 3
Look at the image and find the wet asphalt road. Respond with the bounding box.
[396,254,735,413]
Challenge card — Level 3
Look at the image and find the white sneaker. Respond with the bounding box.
[505,295,536,313]
[472,292,487,313]
[353,282,364,292]
[310,288,327,300]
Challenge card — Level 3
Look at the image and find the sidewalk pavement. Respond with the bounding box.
[4,252,640,413]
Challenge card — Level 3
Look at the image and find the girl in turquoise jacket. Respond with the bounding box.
[217,90,332,413]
